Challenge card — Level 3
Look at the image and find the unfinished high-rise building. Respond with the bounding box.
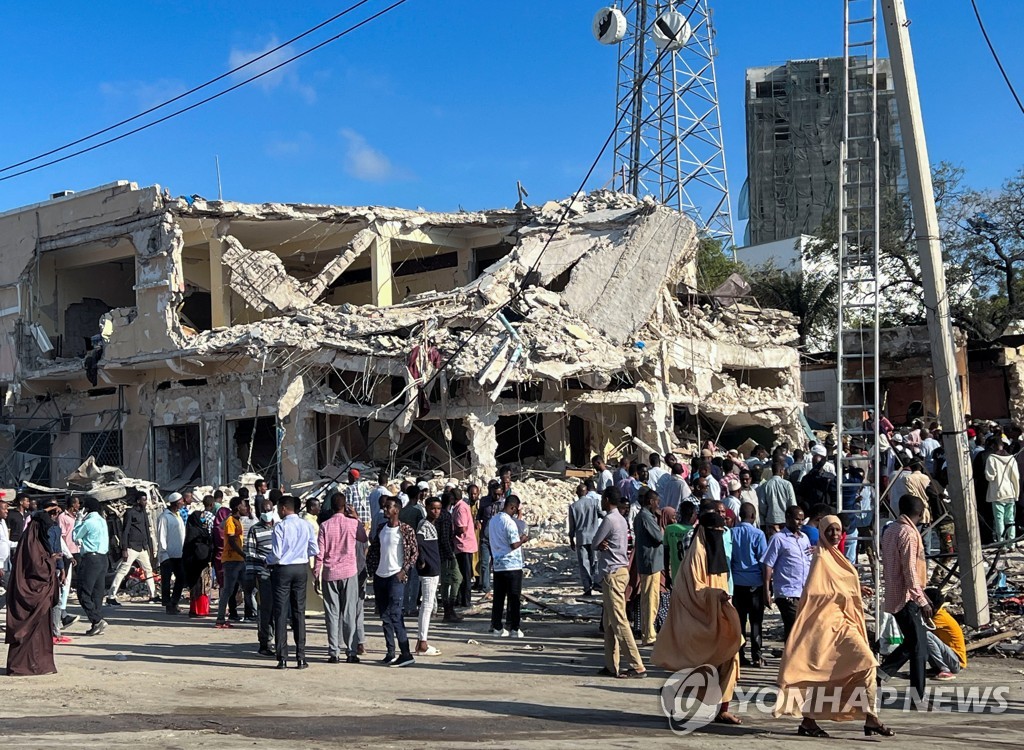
[744,57,903,245]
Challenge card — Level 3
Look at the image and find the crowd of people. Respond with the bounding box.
[0,467,530,676]
[0,424,993,735]
[577,434,972,736]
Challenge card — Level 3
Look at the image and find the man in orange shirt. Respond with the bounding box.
[215,497,248,628]
[924,587,966,680]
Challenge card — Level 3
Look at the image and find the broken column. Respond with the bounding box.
[465,412,498,481]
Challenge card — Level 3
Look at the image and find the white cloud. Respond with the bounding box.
[228,37,316,104]
[99,78,188,109]
[340,128,410,182]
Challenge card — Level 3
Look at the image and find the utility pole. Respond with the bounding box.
[880,0,989,627]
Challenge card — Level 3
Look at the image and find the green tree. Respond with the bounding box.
[747,267,838,350]
[695,238,741,291]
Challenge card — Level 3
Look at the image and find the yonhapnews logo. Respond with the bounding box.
[658,665,723,736]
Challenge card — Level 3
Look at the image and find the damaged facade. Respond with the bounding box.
[0,181,804,490]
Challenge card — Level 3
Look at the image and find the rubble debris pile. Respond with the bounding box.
[0,181,804,493]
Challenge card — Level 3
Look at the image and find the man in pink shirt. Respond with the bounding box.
[57,496,81,629]
[451,488,478,607]
[314,494,368,663]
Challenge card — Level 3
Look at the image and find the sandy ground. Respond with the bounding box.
[2,555,1023,749]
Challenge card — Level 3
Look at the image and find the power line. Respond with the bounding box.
[969,0,1024,116]
[0,0,377,175]
[0,0,412,183]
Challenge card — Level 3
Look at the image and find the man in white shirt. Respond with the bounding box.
[0,497,11,596]
[157,494,186,615]
[591,456,615,492]
[920,430,941,474]
[697,461,721,501]
[647,453,668,491]
[488,496,528,638]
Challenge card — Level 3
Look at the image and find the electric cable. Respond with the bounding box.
[0,0,412,183]
[0,0,378,174]
[969,0,1024,116]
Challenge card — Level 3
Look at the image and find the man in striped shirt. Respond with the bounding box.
[345,469,372,528]
[879,493,933,702]
[244,497,276,656]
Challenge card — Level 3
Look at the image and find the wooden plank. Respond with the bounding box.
[965,630,1018,652]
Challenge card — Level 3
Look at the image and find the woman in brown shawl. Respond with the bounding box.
[653,511,743,724]
[5,509,60,676]
[775,515,894,738]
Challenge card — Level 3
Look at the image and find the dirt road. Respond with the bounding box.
[2,594,1022,749]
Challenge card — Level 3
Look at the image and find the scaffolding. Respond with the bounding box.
[744,57,902,246]
[836,0,884,627]
[612,0,734,248]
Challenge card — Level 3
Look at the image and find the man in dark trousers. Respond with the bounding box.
[879,494,933,705]
[267,495,318,669]
[106,490,159,605]
[762,505,811,643]
[731,502,768,666]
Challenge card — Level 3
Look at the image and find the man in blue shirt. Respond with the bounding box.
[761,505,812,642]
[730,502,767,666]
[72,496,110,636]
[267,495,318,669]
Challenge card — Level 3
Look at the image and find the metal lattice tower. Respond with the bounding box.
[611,1,734,247]
[836,0,883,624]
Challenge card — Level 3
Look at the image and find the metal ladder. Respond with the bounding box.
[836,0,883,626]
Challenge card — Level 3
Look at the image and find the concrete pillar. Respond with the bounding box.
[541,382,569,464]
[371,236,393,307]
[464,412,498,481]
[208,237,231,328]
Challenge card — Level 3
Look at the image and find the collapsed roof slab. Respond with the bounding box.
[557,206,697,345]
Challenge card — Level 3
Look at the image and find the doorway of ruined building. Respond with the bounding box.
[568,415,589,467]
[153,425,202,490]
[227,417,279,487]
[495,414,545,467]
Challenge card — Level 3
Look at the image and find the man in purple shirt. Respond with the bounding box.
[315,494,368,664]
[761,505,811,642]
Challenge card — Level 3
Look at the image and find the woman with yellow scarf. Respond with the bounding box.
[774,515,895,738]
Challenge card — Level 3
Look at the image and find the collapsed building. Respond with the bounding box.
[0,181,805,491]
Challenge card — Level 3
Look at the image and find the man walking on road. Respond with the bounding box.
[731,502,767,666]
[72,496,110,637]
[157,494,187,615]
[879,494,933,703]
[107,490,158,606]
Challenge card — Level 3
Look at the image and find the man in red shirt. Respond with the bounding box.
[452,487,478,607]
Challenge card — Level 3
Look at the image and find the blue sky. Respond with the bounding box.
[0,0,1021,237]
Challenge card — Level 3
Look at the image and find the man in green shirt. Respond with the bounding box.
[664,501,698,582]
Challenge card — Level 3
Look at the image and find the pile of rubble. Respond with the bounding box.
[677,303,800,349]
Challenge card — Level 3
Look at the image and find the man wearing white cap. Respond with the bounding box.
[157,493,187,614]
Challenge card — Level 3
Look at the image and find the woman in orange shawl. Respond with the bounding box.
[653,511,743,724]
[775,515,894,738]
